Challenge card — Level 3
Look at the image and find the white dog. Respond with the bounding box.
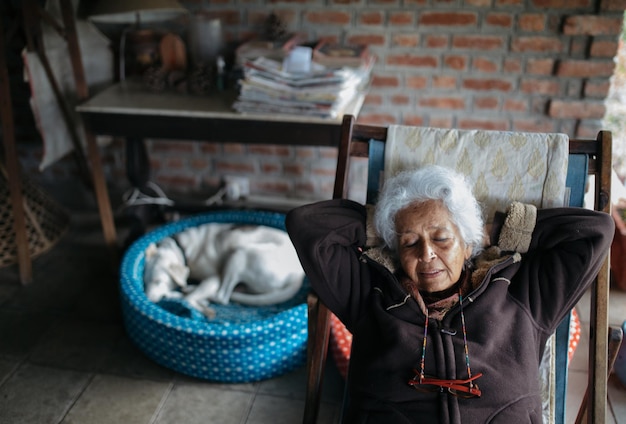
[143,223,305,318]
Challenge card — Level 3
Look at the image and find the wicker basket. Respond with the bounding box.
[0,165,70,268]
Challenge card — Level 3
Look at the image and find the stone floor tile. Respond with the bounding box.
[608,374,626,424]
[61,374,171,424]
[245,393,340,424]
[0,357,18,384]
[29,318,123,372]
[0,363,89,424]
[99,335,176,382]
[0,308,54,360]
[154,381,254,424]
[565,369,588,424]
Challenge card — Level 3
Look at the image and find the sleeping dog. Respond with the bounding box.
[144,223,305,318]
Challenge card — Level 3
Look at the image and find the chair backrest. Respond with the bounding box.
[303,114,613,424]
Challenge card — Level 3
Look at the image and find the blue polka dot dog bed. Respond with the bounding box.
[119,210,308,383]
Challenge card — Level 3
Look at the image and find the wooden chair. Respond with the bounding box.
[303,114,621,424]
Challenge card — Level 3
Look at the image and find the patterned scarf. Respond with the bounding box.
[400,269,473,320]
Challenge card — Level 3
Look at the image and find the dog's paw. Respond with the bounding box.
[199,304,217,319]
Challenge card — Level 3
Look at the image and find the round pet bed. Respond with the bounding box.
[119,210,308,383]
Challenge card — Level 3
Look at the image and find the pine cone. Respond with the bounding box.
[188,63,214,95]
[144,65,168,91]
[264,12,287,42]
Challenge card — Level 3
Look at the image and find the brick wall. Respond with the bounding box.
[11,0,626,203]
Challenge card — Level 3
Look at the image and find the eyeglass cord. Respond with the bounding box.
[418,288,476,388]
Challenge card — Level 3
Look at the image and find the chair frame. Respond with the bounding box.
[303,114,616,424]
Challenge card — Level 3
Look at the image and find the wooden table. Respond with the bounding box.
[77,79,365,248]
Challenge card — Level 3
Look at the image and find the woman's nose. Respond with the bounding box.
[418,242,436,262]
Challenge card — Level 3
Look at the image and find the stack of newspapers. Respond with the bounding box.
[233,57,372,119]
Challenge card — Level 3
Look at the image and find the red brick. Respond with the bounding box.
[419,97,465,109]
[216,161,256,174]
[563,16,623,35]
[474,97,499,109]
[371,74,400,87]
[152,141,194,153]
[419,12,477,27]
[518,14,545,32]
[304,11,351,25]
[406,75,428,89]
[425,35,448,48]
[256,180,290,194]
[504,58,522,73]
[526,58,555,75]
[584,80,611,98]
[202,10,240,25]
[294,181,317,195]
[432,75,457,89]
[392,33,420,47]
[570,39,587,56]
[295,147,316,159]
[458,119,509,131]
[444,55,468,70]
[429,116,454,128]
[520,78,560,95]
[473,57,499,73]
[504,99,529,113]
[462,78,513,92]
[199,143,220,154]
[404,0,428,4]
[359,11,384,25]
[248,145,290,156]
[166,157,185,168]
[390,94,411,105]
[248,10,297,27]
[466,0,492,5]
[601,0,626,11]
[386,54,438,67]
[530,0,592,7]
[590,40,619,57]
[261,163,281,174]
[389,11,414,25]
[452,35,504,50]
[575,121,603,138]
[284,163,305,176]
[347,33,386,46]
[513,119,557,133]
[358,113,398,125]
[485,13,513,28]
[312,162,338,177]
[190,158,210,170]
[556,60,615,78]
[548,100,606,119]
[364,94,383,105]
[319,147,338,159]
[223,143,245,155]
[403,115,425,126]
[511,36,563,53]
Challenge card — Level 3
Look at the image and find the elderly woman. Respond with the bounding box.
[285,165,614,424]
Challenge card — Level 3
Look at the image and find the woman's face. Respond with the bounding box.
[395,200,472,293]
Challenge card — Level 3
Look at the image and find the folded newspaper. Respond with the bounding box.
[233,56,372,119]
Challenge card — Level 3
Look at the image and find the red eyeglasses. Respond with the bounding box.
[407,291,483,398]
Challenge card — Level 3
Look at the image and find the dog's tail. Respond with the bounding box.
[229,274,304,306]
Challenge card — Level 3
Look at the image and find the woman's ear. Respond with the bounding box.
[464,244,473,260]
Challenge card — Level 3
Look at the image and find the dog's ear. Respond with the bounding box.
[168,264,190,287]
[145,243,158,259]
